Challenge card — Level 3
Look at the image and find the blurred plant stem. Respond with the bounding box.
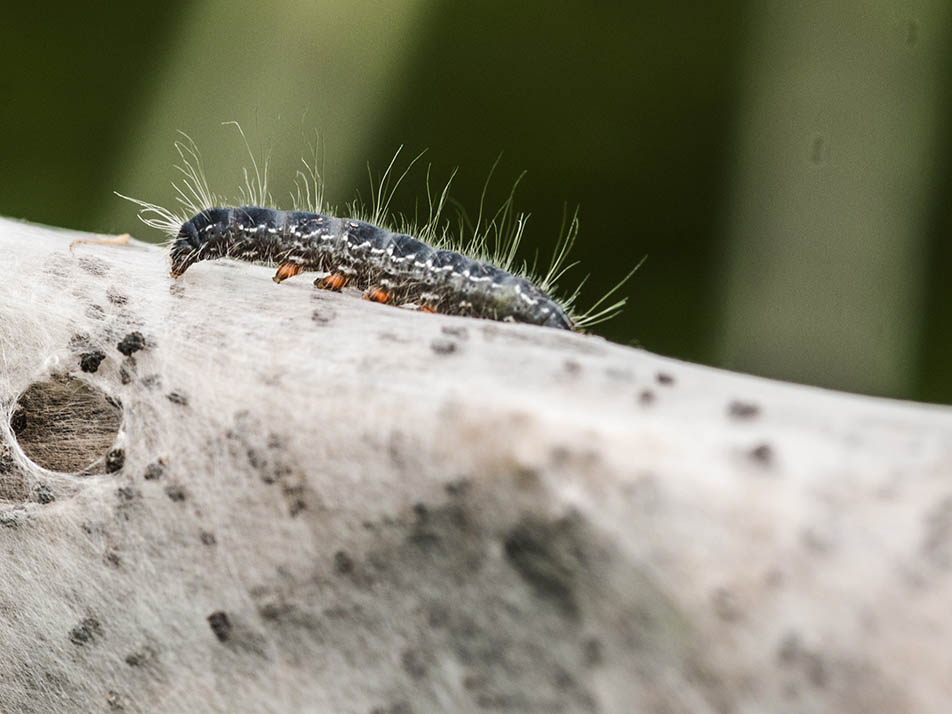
[716,1,951,397]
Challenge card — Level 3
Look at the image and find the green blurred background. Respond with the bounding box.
[2,1,950,403]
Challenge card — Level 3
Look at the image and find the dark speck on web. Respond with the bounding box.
[430,339,458,355]
[207,611,232,642]
[105,449,125,473]
[117,332,146,357]
[80,351,106,373]
[728,400,761,420]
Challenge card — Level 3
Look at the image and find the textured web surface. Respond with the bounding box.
[1,216,951,713]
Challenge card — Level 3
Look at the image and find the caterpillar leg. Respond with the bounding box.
[69,233,131,254]
[363,287,391,304]
[315,273,349,291]
[273,262,303,283]
[414,290,440,314]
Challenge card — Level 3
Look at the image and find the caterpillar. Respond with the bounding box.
[118,126,638,331]
[171,206,579,329]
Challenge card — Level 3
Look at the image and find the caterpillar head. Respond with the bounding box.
[170,208,233,277]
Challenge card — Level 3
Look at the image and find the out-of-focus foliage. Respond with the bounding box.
[1,1,949,403]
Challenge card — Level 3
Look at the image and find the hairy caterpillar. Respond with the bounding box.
[119,126,637,331]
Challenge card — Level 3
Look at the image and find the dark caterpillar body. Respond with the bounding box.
[172,207,575,330]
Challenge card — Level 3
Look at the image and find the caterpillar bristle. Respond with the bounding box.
[291,133,327,215]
